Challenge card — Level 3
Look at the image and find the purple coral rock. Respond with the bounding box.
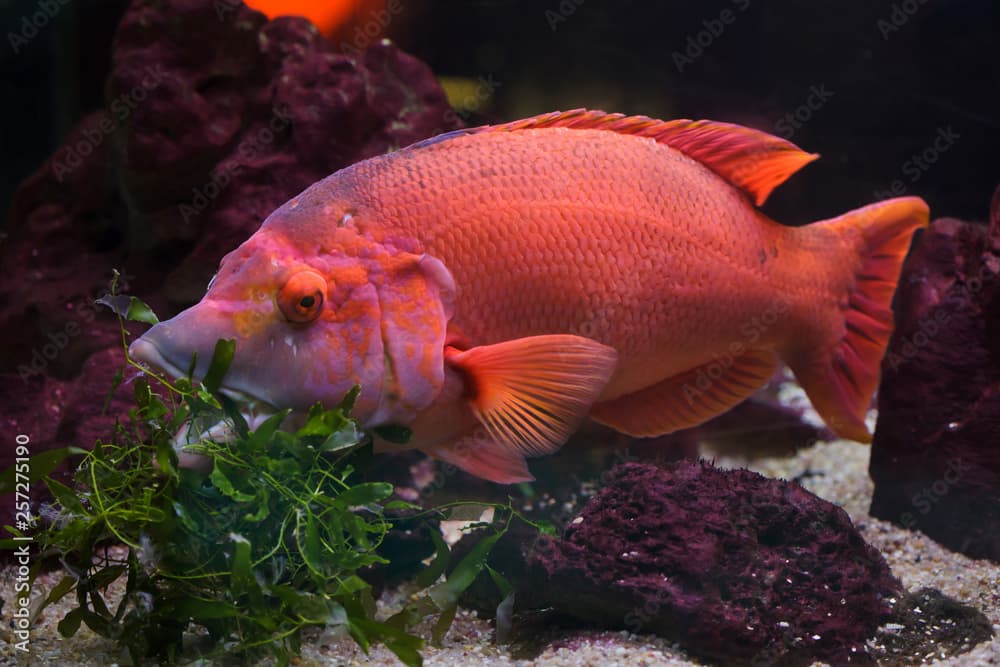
[869,186,1000,561]
[518,461,900,665]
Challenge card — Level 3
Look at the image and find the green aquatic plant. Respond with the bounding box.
[1,274,536,666]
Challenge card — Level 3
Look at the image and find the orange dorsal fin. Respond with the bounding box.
[446,334,618,458]
[472,109,819,206]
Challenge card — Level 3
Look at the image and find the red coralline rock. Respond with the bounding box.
[0,0,458,528]
[455,461,902,666]
[869,187,1000,561]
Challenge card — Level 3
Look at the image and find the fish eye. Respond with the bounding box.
[277,271,327,323]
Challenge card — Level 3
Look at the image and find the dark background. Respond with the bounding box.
[1,0,998,227]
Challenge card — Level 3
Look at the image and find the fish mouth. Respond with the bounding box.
[128,337,282,447]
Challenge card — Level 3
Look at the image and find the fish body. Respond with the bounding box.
[130,110,929,482]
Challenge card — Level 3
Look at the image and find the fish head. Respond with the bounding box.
[128,217,456,431]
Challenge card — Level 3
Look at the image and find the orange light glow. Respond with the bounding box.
[244,0,387,39]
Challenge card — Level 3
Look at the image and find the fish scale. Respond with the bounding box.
[340,129,792,395]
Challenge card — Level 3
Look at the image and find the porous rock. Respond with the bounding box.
[869,186,1000,561]
[456,461,901,666]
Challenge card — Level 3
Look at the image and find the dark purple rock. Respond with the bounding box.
[869,186,1000,561]
[456,461,901,666]
[0,0,457,529]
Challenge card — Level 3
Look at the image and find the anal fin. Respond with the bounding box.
[590,350,779,437]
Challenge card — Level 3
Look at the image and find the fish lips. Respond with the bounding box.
[130,331,284,470]
[128,325,279,413]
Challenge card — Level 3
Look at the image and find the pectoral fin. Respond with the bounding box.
[445,334,618,459]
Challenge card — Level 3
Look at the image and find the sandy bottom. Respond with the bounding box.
[4,439,999,666]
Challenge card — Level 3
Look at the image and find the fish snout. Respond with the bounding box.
[128,305,245,386]
[129,322,197,379]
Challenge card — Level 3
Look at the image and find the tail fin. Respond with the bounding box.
[788,197,929,442]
